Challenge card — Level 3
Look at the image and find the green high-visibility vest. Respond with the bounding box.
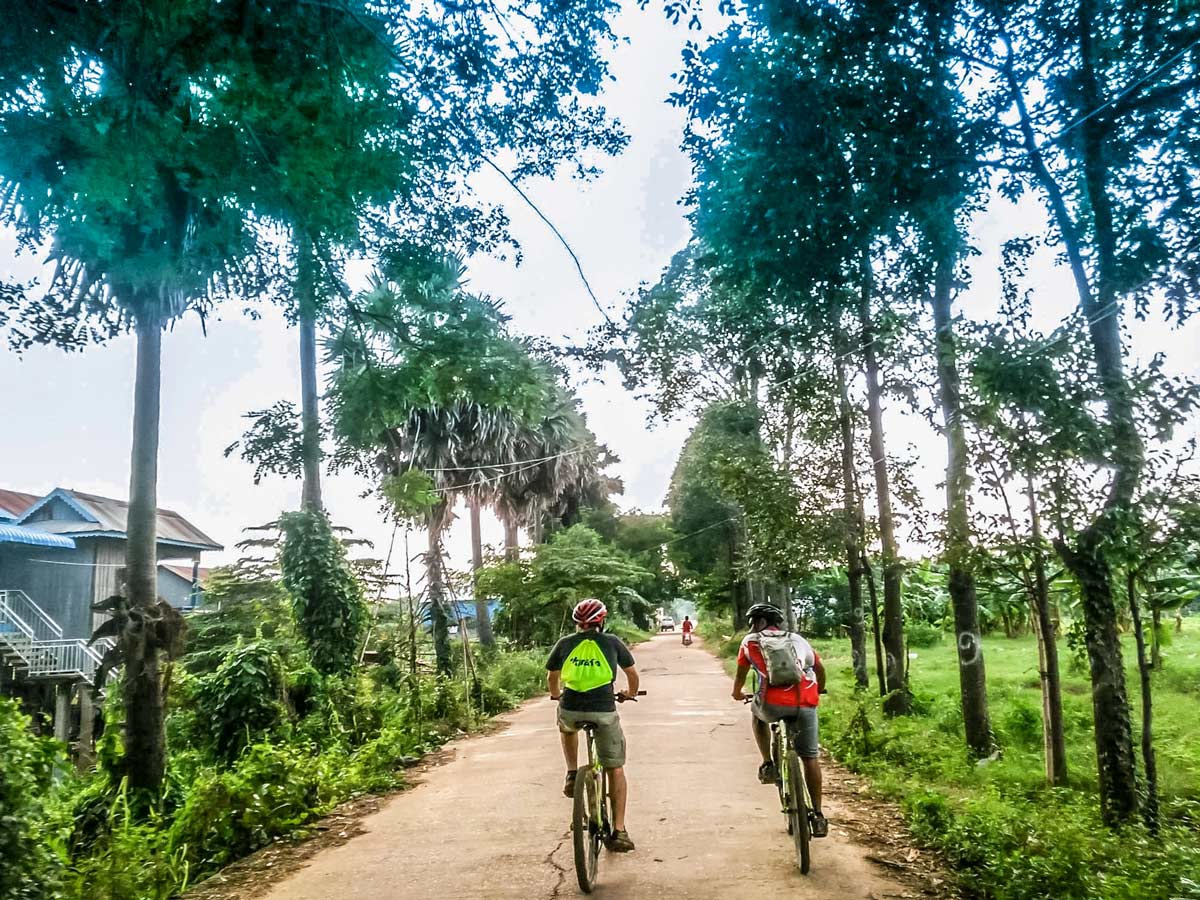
[561,638,614,693]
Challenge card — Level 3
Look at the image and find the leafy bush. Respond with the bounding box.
[169,743,323,873]
[68,784,189,900]
[905,791,1200,900]
[279,509,368,675]
[906,620,945,648]
[999,698,1042,748]
[0,698,66,899]
[474,649,545,714]
[192,640,288,761]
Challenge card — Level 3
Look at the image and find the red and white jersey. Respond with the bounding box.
[681,619,694,633]
[737,628,821,708]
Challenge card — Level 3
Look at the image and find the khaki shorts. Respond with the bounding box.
[557,708,627,768]
[752,700,820,759]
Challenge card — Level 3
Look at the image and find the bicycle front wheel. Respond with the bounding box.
[785,750,811,875]
[572,767,602,893]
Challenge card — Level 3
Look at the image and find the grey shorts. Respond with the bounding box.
[557,708,627,768]
[752,701,820,759]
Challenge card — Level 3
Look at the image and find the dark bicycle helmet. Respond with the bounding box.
[746,603,784,627]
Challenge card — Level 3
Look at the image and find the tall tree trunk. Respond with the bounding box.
[861,552,886,697]
[1126,572,1159,833]
[1027,473,1068,786]
[781,584,796,632]
[1150,607,1162,670]
[856,258,909,715]
[1004,21,1139,824]
[124,311,166,792]
[297,231,323,510]
[426,521,452,675]
[836,353,869,689]
[468,496,495,648]
[930,255,992,754]
[727,536,746,626]
[502,511,519,562]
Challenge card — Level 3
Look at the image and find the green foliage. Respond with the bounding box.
[381,470,440,519]
[0,698,66,899]
[169,743,323,872]
[279,509,368,676]
[485,525,654,646]
[68,785,189,900]
[183,564,297,671]
[666,403,756,613]
[192,641,288,761]
[905,621,945,648]
[814,629,1200,900]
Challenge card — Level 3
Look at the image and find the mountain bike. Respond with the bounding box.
[745,697,813,874]
[571,690,646,893]
[771,714,812,874]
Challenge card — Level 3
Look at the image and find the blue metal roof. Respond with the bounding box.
[0,524,77,549]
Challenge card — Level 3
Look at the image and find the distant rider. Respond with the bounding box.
[681,615,694,645]
[546,598,640,852]
[731,602,828,838]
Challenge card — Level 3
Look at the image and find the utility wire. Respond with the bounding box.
[1051,36,1200,143]
[332,1,614,326]
[427,446,586,472]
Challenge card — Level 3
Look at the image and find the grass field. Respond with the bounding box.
[699,617,1200,900]
[811,627,1200,803]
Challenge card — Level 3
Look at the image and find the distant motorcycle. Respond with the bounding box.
[682,631,693,647]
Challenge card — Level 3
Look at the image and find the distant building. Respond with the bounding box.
[1,486,221,688]
[158,563,212,611]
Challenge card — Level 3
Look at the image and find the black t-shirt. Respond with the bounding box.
[545,630,635,712]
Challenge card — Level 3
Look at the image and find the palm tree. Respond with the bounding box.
[493,388,621,553]
[327,259,554,660]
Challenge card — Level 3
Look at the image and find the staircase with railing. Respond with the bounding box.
[0,589,105,684]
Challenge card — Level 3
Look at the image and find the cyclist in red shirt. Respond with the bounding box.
[681,615,694,645]
[731,603,828,837]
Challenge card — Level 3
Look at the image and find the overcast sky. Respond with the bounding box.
[2,7,1197,575]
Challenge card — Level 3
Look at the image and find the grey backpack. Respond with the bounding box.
[759,632,802,687]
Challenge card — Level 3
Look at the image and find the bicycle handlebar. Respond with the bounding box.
[616,690,648,703]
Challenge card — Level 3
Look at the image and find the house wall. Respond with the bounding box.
[24,497,83,524]
[157,569,197,610]
[0,543,96,640]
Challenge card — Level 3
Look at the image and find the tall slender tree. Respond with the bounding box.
[981,0,1200,823]
[0,5,275,792]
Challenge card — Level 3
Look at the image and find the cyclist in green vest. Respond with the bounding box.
[546,598,640,853]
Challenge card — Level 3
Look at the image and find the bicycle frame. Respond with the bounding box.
[770,717,812,874]
[583,727,611,840]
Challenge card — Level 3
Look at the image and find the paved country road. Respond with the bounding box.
[255,634,911,900]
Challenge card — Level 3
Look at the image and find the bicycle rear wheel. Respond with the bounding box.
[770,726,791,835]
[572,766,602,893]
[785,749,811,874]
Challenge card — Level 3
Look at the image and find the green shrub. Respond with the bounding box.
[279,509,368,675]
[471,649,547,715]
[606,616,653,646]
[192,640,288,761]
[68,783,189,900]
[999,699,1042,748]
[0,698,66,899]
[169,743,323,874]
[905,620,944,648]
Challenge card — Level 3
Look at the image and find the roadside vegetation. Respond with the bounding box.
[699,580,1200,900]
[0,507,660,899]
[3,2,1200,900]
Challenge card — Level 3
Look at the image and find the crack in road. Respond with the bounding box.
[543,831,570,899]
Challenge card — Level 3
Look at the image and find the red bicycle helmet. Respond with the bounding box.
[572,598,608,628]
